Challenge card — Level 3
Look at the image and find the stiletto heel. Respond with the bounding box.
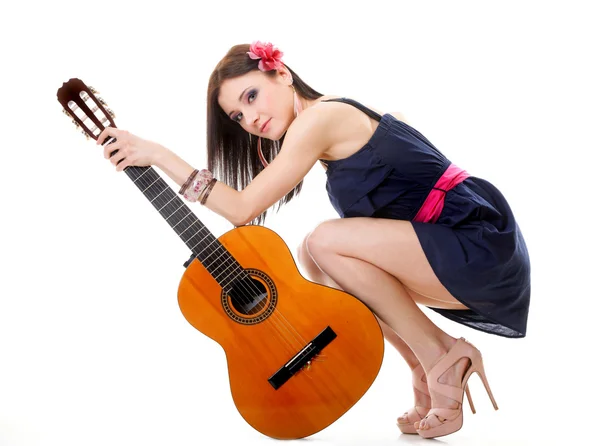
[476,364,499,410]
[396,363,430,435]
[416,338,498,439]
[465,382,475,414]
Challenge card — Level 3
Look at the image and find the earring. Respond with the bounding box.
[257,137,269,168]
[291,84,301,118]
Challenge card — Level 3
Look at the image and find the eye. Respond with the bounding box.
[233,90,257,123]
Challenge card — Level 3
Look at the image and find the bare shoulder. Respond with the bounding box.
[286,98,411,163]
[295,98,409,138]
[310,99,375,142]
[283,101,339,150]
[311,99,411,161]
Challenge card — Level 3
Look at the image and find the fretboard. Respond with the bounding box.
[124,165,246,290]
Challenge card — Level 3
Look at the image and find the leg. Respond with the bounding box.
[298,233,421,369]
[297,232,431,427]
[303,218,474,433]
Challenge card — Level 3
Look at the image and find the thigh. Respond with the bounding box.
[305,217,468,309]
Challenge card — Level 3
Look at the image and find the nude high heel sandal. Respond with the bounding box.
[416,338,498,439]
[396,363,430,434]
[397,362,473,435]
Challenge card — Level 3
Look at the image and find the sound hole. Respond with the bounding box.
[228,277,268,315]
[221,269,277,325]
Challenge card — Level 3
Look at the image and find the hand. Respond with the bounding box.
[96,127,165,172]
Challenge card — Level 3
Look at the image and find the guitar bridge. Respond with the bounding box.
[268,326,336,390]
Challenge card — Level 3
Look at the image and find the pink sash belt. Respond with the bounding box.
[413,163,470,223]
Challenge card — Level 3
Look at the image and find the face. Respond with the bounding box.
[218,69,295,140]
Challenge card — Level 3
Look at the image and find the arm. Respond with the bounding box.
[206,106,334,226]
[157,106,333,226]
[154,148,245,224]
[98,106,334,226]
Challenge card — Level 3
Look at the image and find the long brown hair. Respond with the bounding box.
[207,43,323,225]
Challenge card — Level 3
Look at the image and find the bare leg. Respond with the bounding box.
[302,219,473,431]
[297,232,421,367]
[297,233,431,424]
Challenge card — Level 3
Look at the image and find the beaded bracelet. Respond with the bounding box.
[200,178,217,205]
[179,169,199,195]
[182,169,213,203]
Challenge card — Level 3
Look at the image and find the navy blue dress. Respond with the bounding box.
[320,98,530,338]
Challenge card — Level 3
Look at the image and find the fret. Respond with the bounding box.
[188,231,213,252]
[164,202,186,220]
[132,168,151,183]
[223,269,245,289]
[219,263,244,283]
[196,236,221,257]
[141,177,160,193]
[170,210,192,228]
[149,186,169,203]
[180,220,203,242]
[201,243,227,269]
[215,260,241,281]
[122,165,247,287]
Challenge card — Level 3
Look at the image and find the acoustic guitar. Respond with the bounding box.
[56,78,384,440]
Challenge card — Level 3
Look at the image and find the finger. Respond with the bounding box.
[110,150,127,167]
[96,126,118,145]
[116,158,130,172]
[104,140,122,159]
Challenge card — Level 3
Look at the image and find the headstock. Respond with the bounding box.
[57,78,116,141]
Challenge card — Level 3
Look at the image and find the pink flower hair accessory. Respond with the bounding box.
[247,41,284,72]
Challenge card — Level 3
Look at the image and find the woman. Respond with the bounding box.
[97,41,530,439]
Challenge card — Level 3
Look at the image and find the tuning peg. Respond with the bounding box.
[97,97,107,106]
[89,86,99,94]
[62,108,71,116]
[106,108,115,118]
[71,119,80,128]
[81,129,90,140]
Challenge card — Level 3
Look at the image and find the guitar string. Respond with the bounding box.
[130,165,310,355]
[184,226,309,356]
[133,165,307,344]
[188,230,314,356]
[105,139,311,355]
[75,94,312,357]
[71,98,310,365]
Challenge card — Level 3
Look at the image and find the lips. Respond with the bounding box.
[260,118,271,133]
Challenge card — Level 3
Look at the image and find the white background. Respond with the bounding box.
[1,1,598,445]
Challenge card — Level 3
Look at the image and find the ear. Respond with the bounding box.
[275,66,293,85]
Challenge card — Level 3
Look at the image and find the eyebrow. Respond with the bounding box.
[227,87,252,119]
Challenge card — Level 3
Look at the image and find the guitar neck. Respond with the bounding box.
[124,165,245,290]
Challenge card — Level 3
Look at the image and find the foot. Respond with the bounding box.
[396,377,430,425]
[415,342,472,432]
[396,363,431,434]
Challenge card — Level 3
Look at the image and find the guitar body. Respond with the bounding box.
[178,225,384,439]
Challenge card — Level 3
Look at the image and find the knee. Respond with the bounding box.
[297,220,338,268]
[296,231,313,268]
[297,221,340,285]
[305,219,338,261]
[296,230,323,283]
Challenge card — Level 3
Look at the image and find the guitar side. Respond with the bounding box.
[177,225,384,439]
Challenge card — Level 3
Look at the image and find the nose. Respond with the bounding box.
[244,110,259,127]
